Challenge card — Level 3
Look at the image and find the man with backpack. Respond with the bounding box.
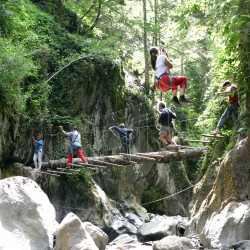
[59,125,88,166]
[155,101,177,146]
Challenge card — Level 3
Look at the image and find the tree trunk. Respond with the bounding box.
[143,0,150,94]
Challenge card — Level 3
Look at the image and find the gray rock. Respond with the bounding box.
[232,240,250,250]
[152,235,196,250]
[137,216,188,242]
[0,176,57,250]
[55,212,98,250]
[82,222,109,250]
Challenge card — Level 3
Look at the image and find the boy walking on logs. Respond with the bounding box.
[109,123,133,154]
[212,72,242,135]
[155,101,177,147]
[59,125,88,166]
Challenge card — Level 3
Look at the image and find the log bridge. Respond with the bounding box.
[40,146,206,177]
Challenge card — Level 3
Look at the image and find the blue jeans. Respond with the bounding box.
[122,139,130,154]
[217,103,242,129]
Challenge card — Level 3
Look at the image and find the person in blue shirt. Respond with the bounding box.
[155,101,177,147]
[33,133,43,170]
[109,123,133,154]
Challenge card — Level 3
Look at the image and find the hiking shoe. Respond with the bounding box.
[180,95,192,103]
[171,96,182,107]
[212,127,222,135]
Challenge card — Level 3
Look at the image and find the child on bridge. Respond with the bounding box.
[33,133,43,170]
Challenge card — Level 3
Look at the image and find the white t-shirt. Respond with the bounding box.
[154,54,167,78]
[67,131,82,147]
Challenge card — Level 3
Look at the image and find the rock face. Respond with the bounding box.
[152,235,195,250]
[0,176,57,250]
[137,215,188,242]
[188,137,250,248]
[55,212,108,250]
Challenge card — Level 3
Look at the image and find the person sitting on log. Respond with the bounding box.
[212,72,242,135]
[155,101,177,147]
[150,46,191,107]
[59,125,88,166]
[33,133,43,170]
[109,123,133,154]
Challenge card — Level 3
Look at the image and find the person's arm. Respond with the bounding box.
[32,137,37,144]
[216,87,231,96]
[230,72,236,82]
[155,108,162,117]
[169,109,177,119]
[164,55,173,70]
[59,125,68,136]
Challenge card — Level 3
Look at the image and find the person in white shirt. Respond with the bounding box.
[150,46,191,107]
[59,125,88,166]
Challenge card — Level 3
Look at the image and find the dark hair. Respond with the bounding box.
[119,123,125,128]
[149,46,159,70]
[223,80,230,87]
[72,126,78,131]
[37,133,43,138]
[158,101,166,108]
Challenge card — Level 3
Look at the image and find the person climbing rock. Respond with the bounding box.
[59,125,88,166]
[212,72,242,135]
[109,123,133,154]
[155,101,177,146]
[33,133,43,170]
[150,46,191,107]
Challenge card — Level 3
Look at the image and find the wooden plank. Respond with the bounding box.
[77,162,107,168]
[184,139,209,143]
[88,159,125,167]
[160,148,186,153]
[120,153,156,161]
[201,134,225,138]
[47,170,73,175]
[107,156,137,165]
[37,171,60,177]
[166,144,194,149]
[136,153,164,159]
[67,163,102,169]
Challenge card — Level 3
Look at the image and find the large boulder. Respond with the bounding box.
[187,137,250,248]
[0,176,57,250]
[55,212,107,250]
[152,235,195,250]
[137,215,188,242]
[82,222,109,250]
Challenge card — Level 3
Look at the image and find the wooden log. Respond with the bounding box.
[166,144,194,149]
[120,153,156,161]
[201,134,225,138]
[77,163,107,168]
[184,139,209,143]
[136,153,164,159]
[47,170,73,175]
[67,163,102,169]
[37,171,60,177]
[107,156,137,165]
[88,159,125,167]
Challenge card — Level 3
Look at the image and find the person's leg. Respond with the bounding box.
[67,150,74,166]
[217,107,231,129]
[37,151,43,170]
[172,76,191,103]
[77,149,88,163]
[159,135,169,145]
[33,152,38,169]
[166,134,176,145]
[231,104,242,129]
[122,140,128,153]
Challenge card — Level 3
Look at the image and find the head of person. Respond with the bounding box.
[158,101,166,110]
[149,46,159,70]
[72,126,78,131]
[222,80,230,89]
[119,123,125,128]
[37,133,43,140]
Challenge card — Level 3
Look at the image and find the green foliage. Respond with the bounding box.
[142,186,165,214]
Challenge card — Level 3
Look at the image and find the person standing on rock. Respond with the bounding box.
[109,123,133,154]
[150,46,191,107]
[212,72,242,135]
[59,125,88,166]
[33,133,43,170]
[155,101,177,147]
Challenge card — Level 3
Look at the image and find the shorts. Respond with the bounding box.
[155,74,187,92]
[159,126,173,136]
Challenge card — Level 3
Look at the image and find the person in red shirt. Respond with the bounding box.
[212,72,242,135]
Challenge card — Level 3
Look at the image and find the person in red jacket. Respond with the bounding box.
[150,46,191,107]
[212,72,242,135]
